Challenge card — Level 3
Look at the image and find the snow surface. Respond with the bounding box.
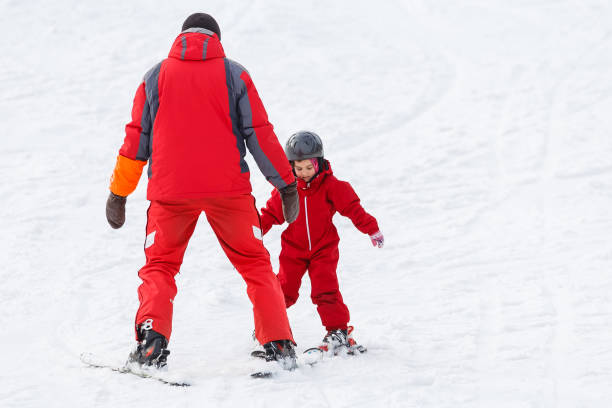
[2,0,612,407]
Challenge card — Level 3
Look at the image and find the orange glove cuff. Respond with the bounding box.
[109,155,147,197]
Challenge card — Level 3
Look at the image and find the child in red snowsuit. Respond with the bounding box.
[260,131,384,353]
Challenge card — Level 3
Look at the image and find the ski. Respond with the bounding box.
[250,371,275,378]
[249,350,285,378]
[249,350,298,378]
[302,343,367,363]
[249,348,321,378]
[347,344,368,355]
[80,352,191,387]
[302,347,324,365]
[250,350,267,360]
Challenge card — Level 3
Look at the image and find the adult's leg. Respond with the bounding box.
[203,195,294,345]
[308,244,350,331]
[135,200,200,341]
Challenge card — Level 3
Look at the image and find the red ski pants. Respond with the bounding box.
[135,195,293,345]
[277,244,350,331]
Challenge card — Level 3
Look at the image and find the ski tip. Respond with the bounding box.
[167,380,192,387]
[303,347,323,355]
[251,350,267,359]
[251,371,274,379]
[348,345,368,354]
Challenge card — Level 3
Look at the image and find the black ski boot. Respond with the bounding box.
[128,328,170,369]
[262,339,297,370]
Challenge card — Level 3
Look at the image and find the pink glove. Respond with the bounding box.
[370,231,384,248]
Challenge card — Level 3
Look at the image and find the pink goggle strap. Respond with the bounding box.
[310,158,319,173]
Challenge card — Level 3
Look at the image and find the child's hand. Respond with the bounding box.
[369,231,384,248]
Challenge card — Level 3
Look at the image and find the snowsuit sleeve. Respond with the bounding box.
[327,176,379,235]
[109,80,150,196]
[260,189,285,235]
[228,62,295,190]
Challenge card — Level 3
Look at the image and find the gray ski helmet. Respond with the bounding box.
[285,131,324,161]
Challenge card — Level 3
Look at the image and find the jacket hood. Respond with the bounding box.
[168,31,225,61]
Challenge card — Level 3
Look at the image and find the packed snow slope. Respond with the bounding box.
[2,1,612,407]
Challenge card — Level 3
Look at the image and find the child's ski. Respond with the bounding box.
[302,347,324,365]
[302,344,367,362]
[347,344,368,355]
[80,352,191,387]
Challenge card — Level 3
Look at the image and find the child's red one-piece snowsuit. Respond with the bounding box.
[260,161,379,331]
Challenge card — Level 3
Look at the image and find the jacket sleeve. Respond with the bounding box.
[230,63,294,190]
[260,189,285,234]
[109,81,150,196]
[327,177,380,235]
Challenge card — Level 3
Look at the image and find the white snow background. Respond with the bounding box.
[2,1,612,407]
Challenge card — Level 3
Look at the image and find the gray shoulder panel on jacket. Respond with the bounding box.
[142,61,163,177]
[224,58,249,173]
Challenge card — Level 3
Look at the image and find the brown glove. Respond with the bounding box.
[106,192,127,229]
[279,181,299,223]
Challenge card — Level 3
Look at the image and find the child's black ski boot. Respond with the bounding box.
[319,328,349,354]
[319,326,367,355]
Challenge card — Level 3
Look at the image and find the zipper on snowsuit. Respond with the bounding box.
[304,190,312,251]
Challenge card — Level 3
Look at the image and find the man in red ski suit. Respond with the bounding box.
[260,131,383,351]
[105,13,299,368]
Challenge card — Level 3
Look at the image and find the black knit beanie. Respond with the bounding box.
[182,13,221,40]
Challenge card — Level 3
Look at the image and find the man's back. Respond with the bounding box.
[148,31,251,199]
[114,28,293,202]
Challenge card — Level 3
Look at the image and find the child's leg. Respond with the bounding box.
[278,250,309,307]
[307,245,350,331]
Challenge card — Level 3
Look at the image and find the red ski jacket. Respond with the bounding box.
[260,161,379,253]
[110,29,294,200]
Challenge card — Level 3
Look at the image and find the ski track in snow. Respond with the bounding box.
[2,1,612,407]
